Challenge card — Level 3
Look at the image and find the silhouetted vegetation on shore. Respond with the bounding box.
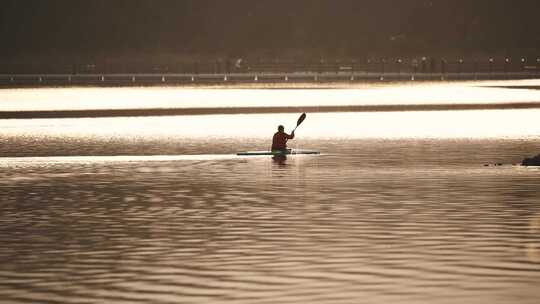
[1,0,538,71]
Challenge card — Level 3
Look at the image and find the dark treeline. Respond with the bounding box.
[1,0,539,65]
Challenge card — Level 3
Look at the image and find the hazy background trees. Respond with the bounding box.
[1,0,538,64]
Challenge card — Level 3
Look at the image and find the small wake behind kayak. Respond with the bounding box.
[237,149,320,156]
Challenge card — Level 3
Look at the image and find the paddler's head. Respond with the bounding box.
[278,125,284,132]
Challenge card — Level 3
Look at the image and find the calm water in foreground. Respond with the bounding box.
[1,81,540,303]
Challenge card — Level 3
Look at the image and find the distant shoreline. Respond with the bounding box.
[1,72,539,89]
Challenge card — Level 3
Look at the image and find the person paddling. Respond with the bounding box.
[271,125,295,153]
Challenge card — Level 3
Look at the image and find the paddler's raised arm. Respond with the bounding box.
[287,130,295,139]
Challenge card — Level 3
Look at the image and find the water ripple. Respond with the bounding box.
[1,139,540,303]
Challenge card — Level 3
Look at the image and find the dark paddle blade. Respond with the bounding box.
[296,113,307,127]
[292,113,306,132]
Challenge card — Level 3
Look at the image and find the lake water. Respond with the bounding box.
[1,81,540,303]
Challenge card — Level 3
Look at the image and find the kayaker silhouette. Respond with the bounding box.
[271,125,295,153]
[235,114,315,158]
[271,113,306,156]
[236,113,321,160]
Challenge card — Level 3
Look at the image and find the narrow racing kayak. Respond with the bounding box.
[237,149,320,156]
[239,113,319,157]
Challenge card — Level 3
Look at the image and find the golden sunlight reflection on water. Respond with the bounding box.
[1,80,540,304]
[1,109,540,140]
[529,214,540,263]
[1,140,540,303]
[1,80,540,111]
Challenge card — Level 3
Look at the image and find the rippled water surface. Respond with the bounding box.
[1,82,540,303]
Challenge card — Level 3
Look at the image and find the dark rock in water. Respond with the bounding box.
[522,154,540,166]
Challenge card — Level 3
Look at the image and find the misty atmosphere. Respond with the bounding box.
[1,0,539,64]
[1,1,540,304]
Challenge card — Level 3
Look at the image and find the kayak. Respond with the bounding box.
[237,149,320,156]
